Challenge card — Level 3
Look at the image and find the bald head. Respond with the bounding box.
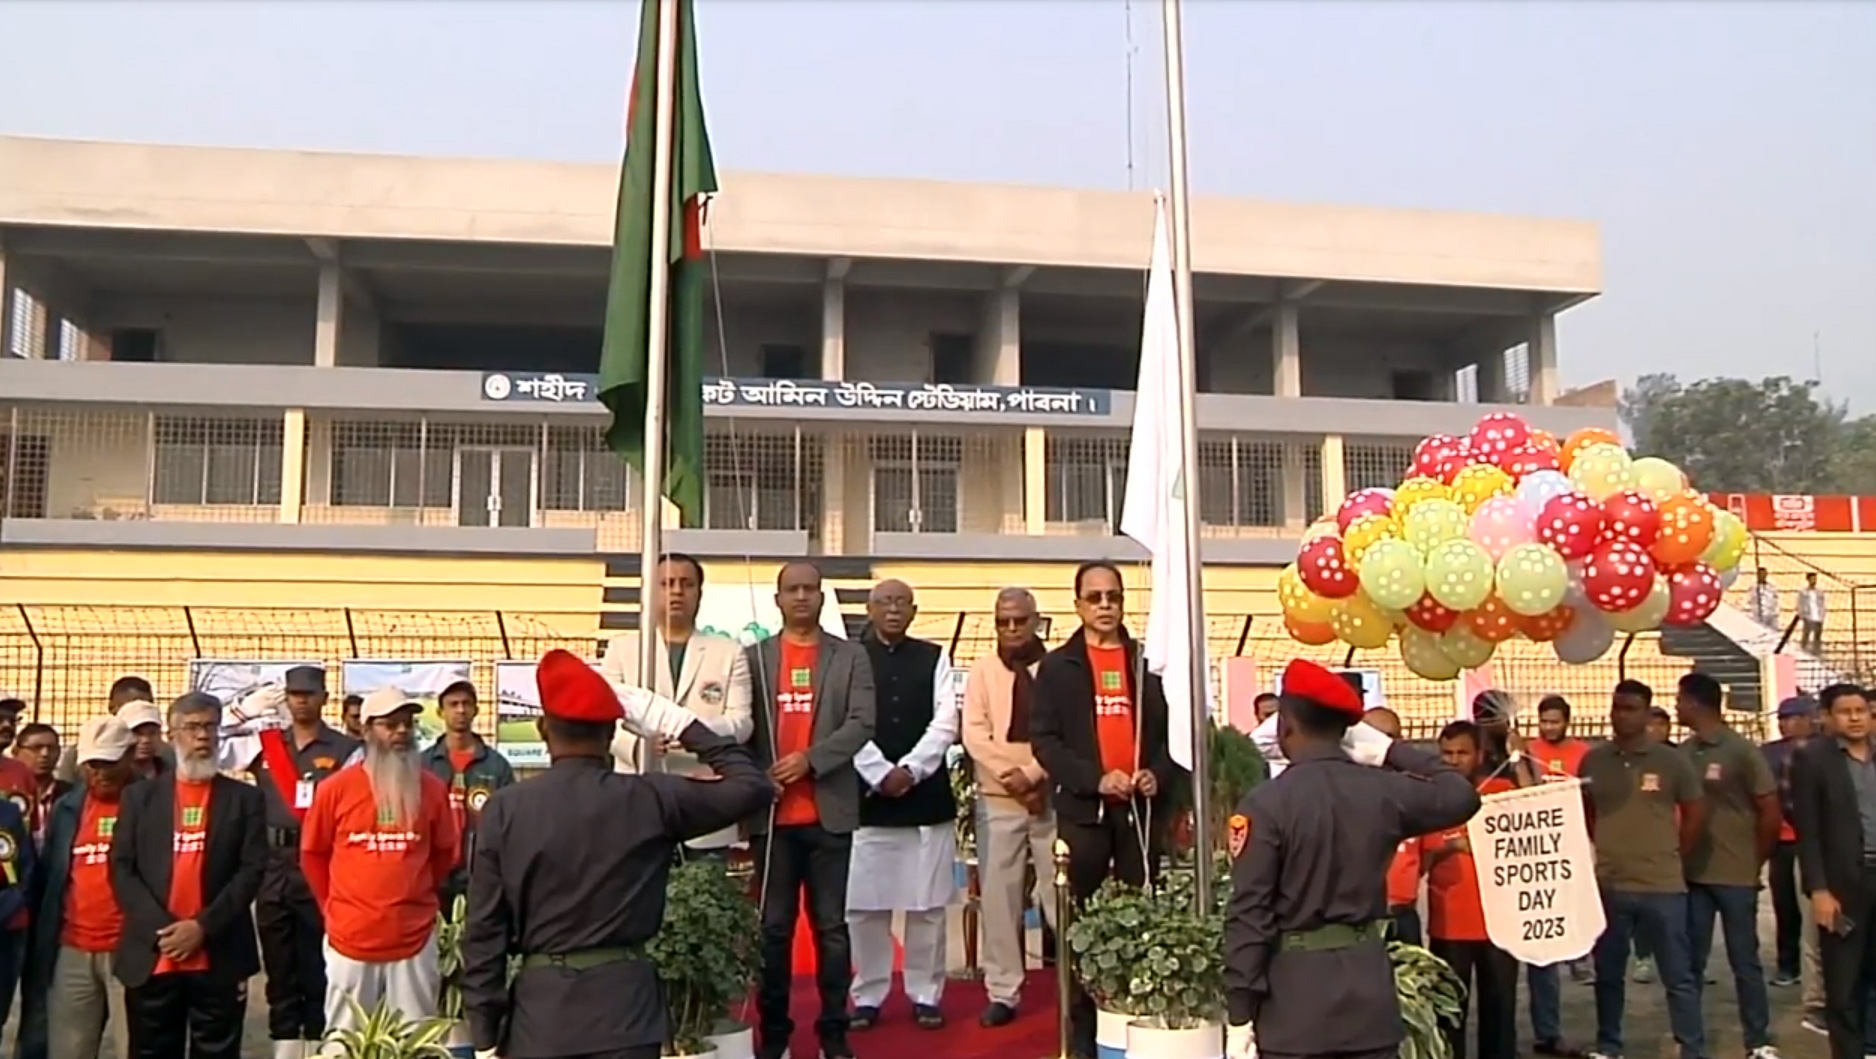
[866,578,916,641]
[1363,707,1401,739]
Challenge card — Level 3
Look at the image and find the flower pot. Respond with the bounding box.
[1096,1008,1132,1059]
[666,1048,719,1059]
[1125,1017,1223,1059]
[444,1019,475,1058]
[706,1022,755,1059]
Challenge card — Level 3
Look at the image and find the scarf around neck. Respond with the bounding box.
[998,637,1047,742]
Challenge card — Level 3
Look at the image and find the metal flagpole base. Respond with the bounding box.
[1039,838,1074,1059]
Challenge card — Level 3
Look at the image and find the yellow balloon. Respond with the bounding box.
[1439,624,1498,669]
[1303,518,1340,544]
[1331,592,1395,651]
[1567,442,1636,502]
[1631,456,1687,503]
[1399,626,1461,681]
[1450,463,1515,514]
[1393,476,1451,516]
[1700,508,1748,573]
[1342,512,1399,565]
[1277,564,1336,625]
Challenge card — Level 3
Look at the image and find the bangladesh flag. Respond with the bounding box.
[599,0,718,526]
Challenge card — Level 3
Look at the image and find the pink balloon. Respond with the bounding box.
[1468,496,1535,560]
[1536,492,1606,561]
[1336,488,1395,534]
[1582,540,1658,614]
[1665,563,1725,626]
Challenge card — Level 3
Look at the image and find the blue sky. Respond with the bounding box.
[1,0,1870,403]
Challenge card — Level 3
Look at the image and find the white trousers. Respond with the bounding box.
[318,934,441,1055]
[849,907,948,1008]
[978,794,1057,1006]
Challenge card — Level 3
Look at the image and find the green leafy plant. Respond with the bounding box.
[948,746,978,862]
[1391,940,1465,1059]
[435,894,468,1022]
[1066,877,1224,1028]
[647,859,761,1056]
[1162,723,1268,855]
[322,997,455,1058]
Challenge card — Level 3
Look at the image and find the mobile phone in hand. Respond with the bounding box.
[1832,914,1857,937]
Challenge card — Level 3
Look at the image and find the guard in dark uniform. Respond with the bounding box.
[1223,660,1481,1059]
[222,666,362,1059]
[462,649,773,1059]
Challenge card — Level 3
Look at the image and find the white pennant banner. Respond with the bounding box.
[1465,778,1604,965]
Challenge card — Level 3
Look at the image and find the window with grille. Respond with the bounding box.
[871,435,961,533]
[330,422,451,508]
[540,427,632,512]
[151,417,285,505]
[1044,436,1127,526]
[704,433,804,531]
[0,433,49,518]
[7,291,39,359]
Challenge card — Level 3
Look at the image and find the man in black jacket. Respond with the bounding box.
[1031,560,1177,1059]
[110,692,268,1059]
[1794,681,1876,1059]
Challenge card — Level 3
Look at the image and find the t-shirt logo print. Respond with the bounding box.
[790,667,812,689]
[181,806,204,828]
[377,805,397,826]
[1100,670,1123,691]
[97,816,116,838]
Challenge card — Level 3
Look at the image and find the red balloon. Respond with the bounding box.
[1336,488,1395,534]
[1499,442,1562,480]
[1465,596,1522,643]
[1296,536,1360,600]
[1404,593,1460,634]
[1601,490,1661,547]
[1519,606,1577,643]
[1436,439,1480,484]
[1536,492,1606,560]
[1582,540,1658,613]
[1469,412,1531,460]
[1664,563,1725,627]
[1413,435,1462,479]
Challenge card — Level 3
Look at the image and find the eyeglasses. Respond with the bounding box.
[994,616,1034,630]
[171,721,217,736]
[1080,590,1124,606]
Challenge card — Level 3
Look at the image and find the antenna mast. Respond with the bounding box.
[1124,0,1137,190]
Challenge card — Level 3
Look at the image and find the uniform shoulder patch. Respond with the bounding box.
[1228,813,1251,858]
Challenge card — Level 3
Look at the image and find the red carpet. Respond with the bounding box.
[768,969,1062,1059]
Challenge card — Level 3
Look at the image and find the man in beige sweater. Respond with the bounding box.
[960,587,1054,1030]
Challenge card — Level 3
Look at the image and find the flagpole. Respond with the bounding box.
[1158,0,1214,911]
[636,0,682,732]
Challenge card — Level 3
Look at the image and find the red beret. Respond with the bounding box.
[535,649,623,724]
[1280,659,1365,720]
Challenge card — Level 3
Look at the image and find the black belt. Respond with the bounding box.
[515,945,642,971]
[267,827,301,849]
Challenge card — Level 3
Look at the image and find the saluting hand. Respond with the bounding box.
[770,752,811,785]
[1132,770,1158,798]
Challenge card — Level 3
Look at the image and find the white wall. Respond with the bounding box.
[90,293,318,365]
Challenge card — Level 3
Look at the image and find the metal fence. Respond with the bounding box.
[1744,534,1876,684]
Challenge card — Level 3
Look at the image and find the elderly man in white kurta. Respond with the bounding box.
[848,579,961,1031]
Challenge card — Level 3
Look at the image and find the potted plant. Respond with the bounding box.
[1117,888,1226,1059]
[322,997,456,1059]
[1065,878,1159,1059]
[434,894,473,1057]
[648,858,762,1059]
[1390,939,1465,1059]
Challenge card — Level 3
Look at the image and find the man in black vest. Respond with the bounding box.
[847,579,960,1032]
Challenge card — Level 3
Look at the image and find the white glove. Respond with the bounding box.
[614,683,699,742]
[1342,721,1394,768]
[1251,713,1288,778]
[226,685,287,733]
[1226,1021,1257,1059]
[474,1050,501,1059]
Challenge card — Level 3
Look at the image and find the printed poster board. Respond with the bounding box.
[491,659,603,769]
[186,660,322,707]
[339,660,472,747]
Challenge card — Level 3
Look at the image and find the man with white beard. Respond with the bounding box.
[299,688,458,1049]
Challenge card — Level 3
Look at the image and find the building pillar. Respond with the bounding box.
[1476,349,1508,403]
[0,237,11,358]
[1528,313,1559,405]
[821,271,846,381]
[279,409,306,523]
[1023,426,1046,534]
[978,287,1021,386]
[1272,301,1301,398]
[1318,435,1346,519]
[314,262,342,368]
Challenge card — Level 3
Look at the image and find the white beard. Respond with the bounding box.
[174,752,219,783]
[364,742,420,827]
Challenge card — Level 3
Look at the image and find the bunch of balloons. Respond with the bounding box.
[1277,413,1748,680]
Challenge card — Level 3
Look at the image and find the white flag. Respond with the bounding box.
[1119,194,1207,770]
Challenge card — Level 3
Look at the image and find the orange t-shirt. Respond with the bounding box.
[1528,738,1588,783]
[1424,777,1515,943]
[1088,644,1136,780]
[1386,838,1423,909]
[62,795,123,953]
[155,779,213,975]
[300,766,458,963]
[774,640,820,827]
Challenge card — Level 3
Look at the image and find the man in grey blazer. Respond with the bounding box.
[746,561,876,1059]
[601,554,754,857]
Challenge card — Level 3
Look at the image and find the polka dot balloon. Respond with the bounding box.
[1393,475,1451,516]
[1464,595,1522,643]
[1296,535,1360,599]
[1519,605,1577,643]
[1435,440,1478,484]
[1277,563,1336,625]
[1440,623,1499,669]
[1468,412,1531,461]
[1330,593,1395,651]
[1536,492,1606,561]
[1342,512,1400,565]
[1285,614,1337,647]
[1600,490,1661,548]
[1581,539,1658,613]
[1560,427,1622,473]
[1450,463,1515,514]
[1495,542,1570,617]
[1412,434,1463,479]
[1336,488,1396,534]
[1650,494,1716,567]
[1404,593,1461,634]
[1664,562,1724,626]
[1399,626,1461,681]
[1499,442,1562,480]
[1567,442,1637,503]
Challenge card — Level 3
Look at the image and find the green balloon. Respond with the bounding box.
[1423,539,1494,612]
[1401,498,1469,556]
[1399,626,1460,680]
[1495,542,1569,617]
[1357,538,1427,611]
[1440,624,1497,669]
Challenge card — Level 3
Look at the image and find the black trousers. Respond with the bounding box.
[125,972,245,1059]
[254,844,327,1040]
[752,825,853,1046]
[1769,841,1803,978]
[1428,938,1519,1059]
[1821,869,1876,1059]
[1062,806,1156,1055]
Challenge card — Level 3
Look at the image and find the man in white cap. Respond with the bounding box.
[21,716,136,1059]
[115,699,169,782]
[301,687,458,1050]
